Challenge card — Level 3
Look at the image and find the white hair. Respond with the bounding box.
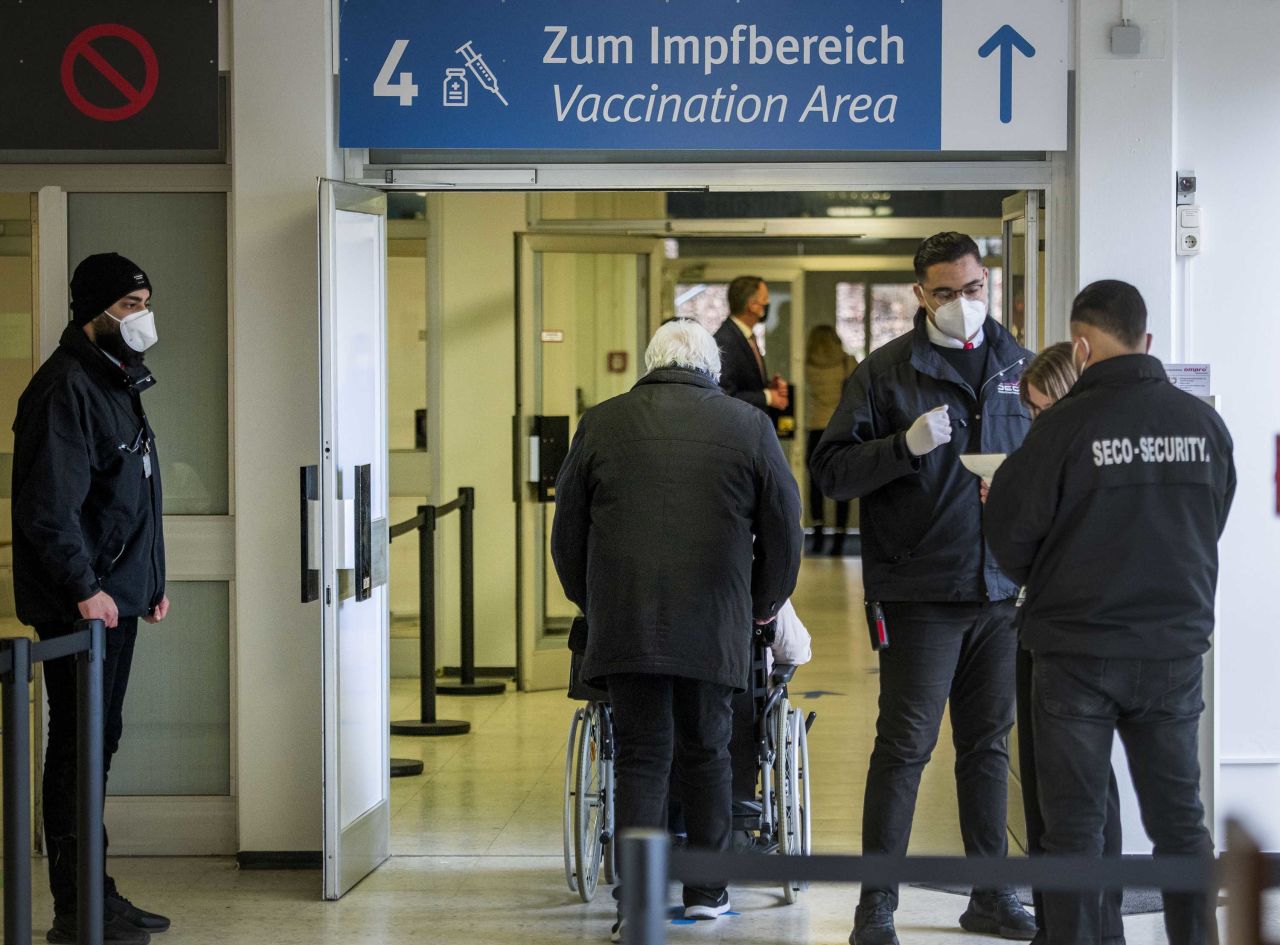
[644,319,722,380]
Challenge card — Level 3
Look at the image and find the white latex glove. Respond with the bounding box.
[905,405,952,457]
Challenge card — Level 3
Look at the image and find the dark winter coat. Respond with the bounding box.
[551,367,802,691]
[11,324,166,627]
[984,354,1235,659]
[810,311,1032,602]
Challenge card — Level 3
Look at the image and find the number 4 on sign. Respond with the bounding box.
[374,39,418,106]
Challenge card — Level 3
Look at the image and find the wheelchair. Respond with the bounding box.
[562,624,814,904]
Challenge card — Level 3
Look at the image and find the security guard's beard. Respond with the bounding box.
[90,312,147,370]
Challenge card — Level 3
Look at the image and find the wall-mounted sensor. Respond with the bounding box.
[1111,24,1142,56]
[1176,170,1197,205]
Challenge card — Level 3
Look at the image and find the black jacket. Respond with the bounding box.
[713,318,777,419]
[810,312,1032,602]
[551,367,802,691]
[984,354,1235,659]
[11,324,166,627]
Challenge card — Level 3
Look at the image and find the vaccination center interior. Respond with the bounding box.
[0,0,1277,943]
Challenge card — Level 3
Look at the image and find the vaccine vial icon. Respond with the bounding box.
[443,68,468,107]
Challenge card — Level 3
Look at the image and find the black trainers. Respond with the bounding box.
[47,911,151,945]
[107,893,171,933]
[609,917,624,943]
[851,893,899,945]
[683,889,731,920]
[960,890,1038,940]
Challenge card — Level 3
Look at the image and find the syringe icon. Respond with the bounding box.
[455,41,509,107]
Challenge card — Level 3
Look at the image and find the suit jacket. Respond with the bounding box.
[713,318,777,419]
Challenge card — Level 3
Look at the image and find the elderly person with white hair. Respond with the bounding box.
[552,318,802,941]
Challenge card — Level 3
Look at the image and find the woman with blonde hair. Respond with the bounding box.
[1018,341,1077,418]
[804,324,857,555]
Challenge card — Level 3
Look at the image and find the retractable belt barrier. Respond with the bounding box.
[620,825,1280,945]
[388,486,504,740]
[1,619,106,945]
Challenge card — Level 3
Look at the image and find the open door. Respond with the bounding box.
[1001,191,1046,351]
[514,234,662,692]
[318,180,391,897]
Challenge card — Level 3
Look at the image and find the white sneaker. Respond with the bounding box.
[609,918,624,943]
[683,891,731,920]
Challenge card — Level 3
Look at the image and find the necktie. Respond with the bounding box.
[748,333,766,381]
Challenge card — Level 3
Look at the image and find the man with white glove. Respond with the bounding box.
[810,233,1034,945]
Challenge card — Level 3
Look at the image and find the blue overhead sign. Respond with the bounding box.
[337,0,1067,152]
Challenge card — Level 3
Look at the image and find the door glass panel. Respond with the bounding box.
[1003,216,1028,347]
[67,193,229,515]
[870,284,919,352]
[536,251,642,638]
[834,281,867,361]
[0,192,35,636]
[108,581,231,795]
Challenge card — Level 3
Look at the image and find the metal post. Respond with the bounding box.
[437,487,504,696]
[390,506,469,736]
[3,638,32,945]
[76,619,104,945]
[620,830,670,945]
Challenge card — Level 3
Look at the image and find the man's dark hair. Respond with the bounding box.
[726,276,764,315]
[913,232,982,280]
[1070,279,1147,348]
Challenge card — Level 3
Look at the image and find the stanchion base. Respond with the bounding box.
[436,680,507,696]
[390,757,424,778]
[390,718,471,736]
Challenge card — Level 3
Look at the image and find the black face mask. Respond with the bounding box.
[91,313,147,370]
[759,302,771,324]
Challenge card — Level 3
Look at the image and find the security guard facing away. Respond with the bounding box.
[811,232,1036,945]
[11,253,171,944]
[985,280,1235,945]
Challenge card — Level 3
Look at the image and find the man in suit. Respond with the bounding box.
[713,275,789,417]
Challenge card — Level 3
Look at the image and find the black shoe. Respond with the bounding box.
[809,530,826,555]
[683,888,730,919]
[851,893,899,945]
[609,917,624,943]
[830,534,846,557]
[960,891,1038,940]
[107,893,171,933]
[47,912,151,945]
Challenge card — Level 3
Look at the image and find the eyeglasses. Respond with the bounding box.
[925,281,986,305]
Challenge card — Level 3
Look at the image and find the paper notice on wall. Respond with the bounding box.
[1166,363,1210,396]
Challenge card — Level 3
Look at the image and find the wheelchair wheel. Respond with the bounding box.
[563,706,585,894]
[573,702,610,902]
[600,708,618,885]
[796,709,812,863]
[773,699,803,904]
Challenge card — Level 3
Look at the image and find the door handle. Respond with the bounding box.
[300,465,320,603]
[354,464,372,601]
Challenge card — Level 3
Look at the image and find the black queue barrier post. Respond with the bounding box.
[1,619,105,945]
[436,487,506,697]
[390,502,470,737]
[2,636,32,945]
[620,830,670,945]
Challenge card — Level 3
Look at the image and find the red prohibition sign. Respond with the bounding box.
[60,24,159,122]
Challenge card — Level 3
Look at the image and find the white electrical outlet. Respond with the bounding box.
[1177,205,1202,256]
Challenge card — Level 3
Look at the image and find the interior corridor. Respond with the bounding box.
[11,557,1263,944]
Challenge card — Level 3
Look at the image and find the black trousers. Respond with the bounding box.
[806,430,850,528]
[1033,654,1216,945]
[35,618,138,916]
[608,673,734,906]
[860,600,1017,908]
[1017,645,1125,942]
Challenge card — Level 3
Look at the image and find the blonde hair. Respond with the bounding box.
[1019,341,1079,410]
[806,324,845,365]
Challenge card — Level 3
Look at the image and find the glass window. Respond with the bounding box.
[674,282,729,336]
[870,284,920,352]
[834,282,867,361]
[108,581,231,796]
[0,192,34,636]
[67,193,229,515]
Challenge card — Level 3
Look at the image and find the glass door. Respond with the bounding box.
[318,180,391,897]
[1001,191,1046,351]
[514,235,662,692]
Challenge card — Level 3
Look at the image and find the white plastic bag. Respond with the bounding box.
[769,599,812,667]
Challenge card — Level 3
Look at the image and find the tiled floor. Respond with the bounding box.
[10,557,1274,943]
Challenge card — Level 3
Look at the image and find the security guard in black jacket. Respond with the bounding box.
[986,280,1235,945]
[811,233,1036,945]
[11,253,171,945]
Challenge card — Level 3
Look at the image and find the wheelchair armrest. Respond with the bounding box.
[770,663,798,687]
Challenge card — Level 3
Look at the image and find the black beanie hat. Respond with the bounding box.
[69,253,152,326]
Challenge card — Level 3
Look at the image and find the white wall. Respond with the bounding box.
[230,0,338,853]
[1077,0,1280,851]
[1174,0,1280,849]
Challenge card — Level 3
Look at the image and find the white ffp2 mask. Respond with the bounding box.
[107,308,158,353]
[932,297,987,345]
